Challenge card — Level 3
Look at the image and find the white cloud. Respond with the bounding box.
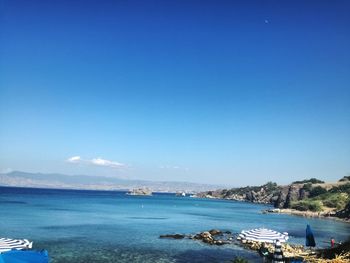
[67,156,125,169]
[91,158,125,168]
[67,156,81,163]
[159,165,189,171]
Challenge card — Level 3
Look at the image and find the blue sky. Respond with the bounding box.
[1,0,349,185]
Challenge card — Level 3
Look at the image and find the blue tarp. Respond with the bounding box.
[306,224,316,247]
[0,250,49,263]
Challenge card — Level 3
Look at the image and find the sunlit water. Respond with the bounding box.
[0,187,349,262]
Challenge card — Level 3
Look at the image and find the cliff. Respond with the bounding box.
[197,182,306,208]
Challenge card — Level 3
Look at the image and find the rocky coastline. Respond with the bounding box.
[262,208,350,223]
[160,229,315,261]
[160,229,350,262]
[197,177,350,222]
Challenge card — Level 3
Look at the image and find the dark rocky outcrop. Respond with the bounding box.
[299,187,308,200]
[274,187,289,208]
[335,200,350,219]
[274,185,306,209]
[208,229,222,236]
[160,229,233,246]
[192,230,232,245]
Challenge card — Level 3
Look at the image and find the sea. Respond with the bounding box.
[0,186,349,263]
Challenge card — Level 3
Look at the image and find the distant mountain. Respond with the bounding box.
[0,171,220,193]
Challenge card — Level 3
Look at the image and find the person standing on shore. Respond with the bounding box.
[331,237,335,248]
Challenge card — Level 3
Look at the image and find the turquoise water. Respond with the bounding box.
[0,187,349,262]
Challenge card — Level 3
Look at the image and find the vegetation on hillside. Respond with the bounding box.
[329,183,350,194]
[339,175,350,182]
[201,178,350,217]
[292,178,325,184]
[221,181,279,198]
[291,200,323,212]
[309,186,328,198]
[291,183,350,212]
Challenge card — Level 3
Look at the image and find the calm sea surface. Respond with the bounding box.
[0,187,349,262]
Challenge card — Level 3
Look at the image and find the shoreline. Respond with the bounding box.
[197,195,350,223]
[269,208,350,223]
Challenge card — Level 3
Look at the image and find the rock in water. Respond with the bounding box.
[161,229,234,246]
[159,234,185,239]
[209,229,222,236]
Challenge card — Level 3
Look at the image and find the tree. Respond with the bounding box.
[309,186,327,198]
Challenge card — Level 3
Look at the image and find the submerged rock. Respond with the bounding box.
[159,234,185,239]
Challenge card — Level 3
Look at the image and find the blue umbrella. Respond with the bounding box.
[0,250,49,263]
[305,224,316,247]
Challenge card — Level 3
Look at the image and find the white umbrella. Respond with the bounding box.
[238,228,289,243]
[0,238,33,253]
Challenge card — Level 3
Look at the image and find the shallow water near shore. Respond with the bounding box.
[1,187,349,262]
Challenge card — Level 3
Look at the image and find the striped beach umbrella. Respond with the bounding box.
[0,238,33,253]
[239,228,289,243]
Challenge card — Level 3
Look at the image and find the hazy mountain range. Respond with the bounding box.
[0,171,221,193]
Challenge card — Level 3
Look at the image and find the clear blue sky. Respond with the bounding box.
[1,0,349,185]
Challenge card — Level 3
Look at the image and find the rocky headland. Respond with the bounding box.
[197,176,350,221]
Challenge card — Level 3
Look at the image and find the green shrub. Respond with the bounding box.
[309,186,327,198]
[307,201,323,212]
[329,183,350,194]
[302,183,312,192]
[291,200,323,212]
[322,193,349,210]
[311,192,332,201]
[291,201,308,211]
[264,181,278,192]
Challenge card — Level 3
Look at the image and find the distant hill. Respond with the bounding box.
[0,171,220,193]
